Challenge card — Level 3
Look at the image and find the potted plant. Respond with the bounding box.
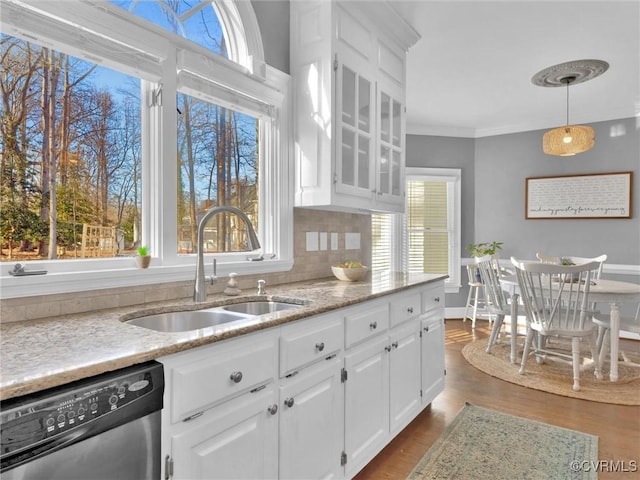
[135,245,151,269]
[466,241,503,258]
[466,241,503,282]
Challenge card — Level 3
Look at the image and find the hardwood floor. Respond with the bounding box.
[353,319,640,480]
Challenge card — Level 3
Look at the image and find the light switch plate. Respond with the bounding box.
[331,232,338,250]
[319,232,328,251]
[306,232,318,251]
[345,232,360,250]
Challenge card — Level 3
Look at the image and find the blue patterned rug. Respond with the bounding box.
[407,403,598,480]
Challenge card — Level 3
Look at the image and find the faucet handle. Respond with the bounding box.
[257,279,266,295]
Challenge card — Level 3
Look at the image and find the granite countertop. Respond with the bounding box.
[0,272,445,401]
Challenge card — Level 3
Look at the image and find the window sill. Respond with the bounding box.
[0,258,294,300]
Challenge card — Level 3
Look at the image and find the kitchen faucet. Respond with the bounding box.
[193,206,261,302]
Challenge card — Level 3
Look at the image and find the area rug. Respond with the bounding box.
[462,338,640,405]
[407,403,598,480]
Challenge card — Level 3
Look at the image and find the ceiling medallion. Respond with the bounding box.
[532,59,608,156]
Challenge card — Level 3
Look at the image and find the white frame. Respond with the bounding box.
[403,167,461,292]
[0,0,293,299]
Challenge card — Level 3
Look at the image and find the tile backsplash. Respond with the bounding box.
[0,208,371,323]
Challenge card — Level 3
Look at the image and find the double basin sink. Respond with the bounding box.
[124,300,304,333]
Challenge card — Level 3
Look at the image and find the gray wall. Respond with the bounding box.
[475,117,639,265]
[407,117,639,309]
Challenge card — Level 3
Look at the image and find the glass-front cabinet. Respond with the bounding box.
[336,63,374,199]
[377,87,404,207]
[291,0,418,213]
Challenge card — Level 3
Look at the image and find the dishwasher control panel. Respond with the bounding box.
[1,361,163,467]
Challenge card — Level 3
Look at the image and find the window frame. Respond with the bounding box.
[0,1,293,299]
[372,167,461,292]
[404,167,461,292]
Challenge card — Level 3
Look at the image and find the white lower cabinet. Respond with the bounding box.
[389,319,422,434]
[343,335,389,477]
[159,281,445,480]
[343,318,420,477]
[420,313,446,406]
[279,357,344,480]
[169,385,278,480]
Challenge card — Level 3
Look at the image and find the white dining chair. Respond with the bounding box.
[536,253,607,280]
[463,264,493,329]
[474,255,520,354]
[511,257,603,391]
[593,303,640,367]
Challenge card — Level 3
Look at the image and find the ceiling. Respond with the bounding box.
[390,1,640,138]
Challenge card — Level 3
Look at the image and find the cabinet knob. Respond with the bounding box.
[284,397,295,408]
[392,341,399,349]
[423,326,430,332]
[384,345,391,352]
[229,371,243,383]
[434,296,440,303]
[267,404,278,415]
[315,342,325,352]
[407,307,414,314]
[369,321,377,330]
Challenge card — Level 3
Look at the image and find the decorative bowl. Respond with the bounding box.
[331,265,369,282]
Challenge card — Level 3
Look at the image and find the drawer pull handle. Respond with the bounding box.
[392,342,399,349]
[384,345,391,352]
[434,296,440,302]
[407,307,414,314]
[267,404,278,415]
[284,397,295,408]
[424,326,430,332]
[369,321,377,330]
[315,342,325,352]
[229,371,243,383]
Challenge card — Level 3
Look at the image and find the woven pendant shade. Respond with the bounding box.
[542,125,595,156]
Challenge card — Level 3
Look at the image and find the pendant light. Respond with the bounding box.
[532,59,609,157]
[542,76,594,156]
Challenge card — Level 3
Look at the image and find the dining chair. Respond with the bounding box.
[511,257,603,391]
[536,253,607,280]
[463,264,493,329]
[593,303,640,367]
[474,255,519,354]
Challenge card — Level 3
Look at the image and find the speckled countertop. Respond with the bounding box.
[0,272,445,401]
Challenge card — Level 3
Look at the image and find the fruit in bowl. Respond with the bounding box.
[331,261,368,282]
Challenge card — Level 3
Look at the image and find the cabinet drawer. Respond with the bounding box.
[344,301,389,348]
[422,284,445,313]
[389,292,421,328]
[165,332,278,423]
[280,314,343,377]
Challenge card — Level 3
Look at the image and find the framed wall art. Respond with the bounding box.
[525,171,632,219]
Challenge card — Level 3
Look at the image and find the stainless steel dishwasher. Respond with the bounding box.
[1,360,164,480]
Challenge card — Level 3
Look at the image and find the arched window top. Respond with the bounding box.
[109,0,265,75]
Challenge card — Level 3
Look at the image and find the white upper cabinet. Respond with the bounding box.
[291,1,419,213]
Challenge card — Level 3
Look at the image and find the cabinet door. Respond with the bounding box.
[421,315,445,406]
[279,357,343,480]
[343,335,389,477]
[376,85,404,208]
[170,386,278,480]
[336,57,375,200]
[389,319,421,434]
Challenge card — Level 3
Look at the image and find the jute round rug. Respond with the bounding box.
[462,339,640,405]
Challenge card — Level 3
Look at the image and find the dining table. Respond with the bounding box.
[499,275,640,382]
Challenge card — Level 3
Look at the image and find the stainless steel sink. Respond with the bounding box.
[221,301,302,315]
[125,310,251,332]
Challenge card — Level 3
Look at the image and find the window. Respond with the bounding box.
[0,1,292,299]
[372,168,461,291]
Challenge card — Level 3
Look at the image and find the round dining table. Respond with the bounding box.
[499,276,640,381]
